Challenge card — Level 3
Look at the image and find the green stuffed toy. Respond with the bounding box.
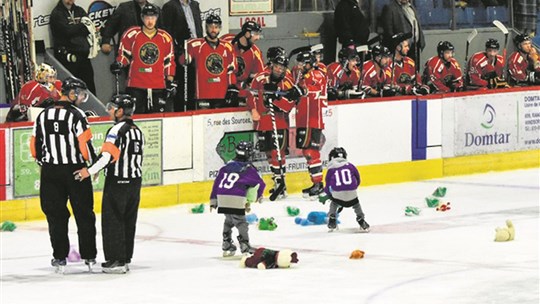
[286,206,300,216]
[1,221,16,232]
[432,187,447,198]
[190,204,205,214]
[404,206,421,216]
[258,217,278,231]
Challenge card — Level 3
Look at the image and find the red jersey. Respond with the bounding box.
[117,26,176,89]
[247,71,296,131]
[221,33,264,86]
[14,80,62,108]
[327,62,360,89]
[360,60,392,93]
[508,51,540,85]
[389,56,421,94]
[422,56,463,93]
[292,63,327,84]
[296,68,327,129]
[466,52,504,88]
[182,37,236,100]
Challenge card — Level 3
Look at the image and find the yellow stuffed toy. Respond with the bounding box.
[494,220,515,242]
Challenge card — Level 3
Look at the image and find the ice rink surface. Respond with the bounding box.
[1,168,539,304]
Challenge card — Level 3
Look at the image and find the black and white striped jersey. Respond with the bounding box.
[31,101,96,165]
[88,119,144,179]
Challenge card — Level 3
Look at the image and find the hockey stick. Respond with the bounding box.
[492,20,509,78]
[183,39,189,112]
[267,98,286,202]
[465,29,478,68]
[356,45,368,93]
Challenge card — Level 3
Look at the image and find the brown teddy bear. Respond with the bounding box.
[240,247,299,269]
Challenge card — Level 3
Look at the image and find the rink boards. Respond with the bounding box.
[1,87,539,221]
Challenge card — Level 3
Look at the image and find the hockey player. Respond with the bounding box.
[466,38,508,90]
[422,41,464,93]
[388,33,429,96]
[508,34,540,86]
[221,21,264,97]
[247,54,296,200]
[264,46,293,81]
[112,4,176,114]
[210,141,265,257]
[180,14,238,109]
[75,94,144,274]
[294,51,327,198]
[327,48,364,100]
[319,147,369,232]
[360,45,394,97]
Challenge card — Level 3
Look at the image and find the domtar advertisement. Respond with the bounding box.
[454,93,518,156]
[518,91,540,150]
[32,0,229,48]
[202,107,338,180]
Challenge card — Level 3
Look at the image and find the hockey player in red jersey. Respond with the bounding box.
[422,41,464,93]
[221,21,264,106]
[264,46,293,81]
[180,14,238,109]
[113,4,176,114]
[507,34,540,86]
[388,33,429,96]
[294,51,327,198]
[360,45,393,97]
[327,48,364,100]
[466,38,508,90]
[247,54,297,200]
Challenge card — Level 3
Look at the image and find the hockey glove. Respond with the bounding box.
[166,80,178,99]
[262,83,281,108]
[344,89,365,99]
[381,86,398,97]
[488,77,509,89]
[327,87,338,101]
[483,71,498,80]
[285,85,305,102]
[110,61,123,75]
[529,71,540,83]
[318,193,332,205]
[224,85,239,105]
[412,85,430,96]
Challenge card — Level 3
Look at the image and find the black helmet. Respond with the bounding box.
[338,48,359,64]
[205,14,222,26]
[513,34,530,47]
[329,147,347,160]
[61,76,87,95]
[235,141,254,161]
[296,51,316,66]
[108,94,136,116]
[390,32,412,50]
[141,4,159,17]
[437,41,454,58]
[485,38,500,50]
[242,21,262,34]
[371,45,391,58]
[267,46,286,63]
[271,54,289,67]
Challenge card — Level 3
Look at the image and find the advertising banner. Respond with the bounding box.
[202,107,338,180]
[12,120,162,198]
[453,93,518,156]
[518,92,540,150]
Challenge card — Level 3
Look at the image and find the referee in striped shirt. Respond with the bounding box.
[31,76,97,270]
[75,94,144,274]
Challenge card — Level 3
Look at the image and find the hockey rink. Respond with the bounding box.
[1,168,539,304]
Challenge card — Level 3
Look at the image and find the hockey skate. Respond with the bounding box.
[238,236,255,255]
[222,240,237,258]
[302,182,324,199]
[357,217,370,233]
[327,214,338,232]
[269,177,287,201]
[51,258,66,274]
[101,260,127,274]
[84,259,96,272]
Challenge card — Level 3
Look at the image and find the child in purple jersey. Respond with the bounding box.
[210,141,266,256]
[321,147,370,232]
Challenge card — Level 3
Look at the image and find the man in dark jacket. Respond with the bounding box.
[100,0,162,55]
[50,0,96,94]
[334,0,370,48]
[381,0,425,66]
[161,0,203,111]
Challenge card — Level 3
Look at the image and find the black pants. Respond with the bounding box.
[40,164,96,260]
[54,49,96,95]
[126,87,172,114]
[101,176,142,262]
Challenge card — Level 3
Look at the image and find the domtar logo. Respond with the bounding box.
[481,103,496,129]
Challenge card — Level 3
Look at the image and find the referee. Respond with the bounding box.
[75,94,144,274]
[30,76,97,272]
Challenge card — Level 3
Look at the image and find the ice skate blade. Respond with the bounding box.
[102,266,127,274]
[54,265,66,274]
[328,226,339,232]
[358,228,370,233]
[222,250,236,258]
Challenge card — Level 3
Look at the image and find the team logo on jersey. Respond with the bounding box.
[236,56,246,77]
[206,53,224,75]
[399,73,412,84]
[140,42,160,65]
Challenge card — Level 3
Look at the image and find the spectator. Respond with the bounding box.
[50,0,96,94]
[466,38,508,90]
[381,0,425,66]
[388,32,429,95]
[422,41,464,93]
[360,45,393,97]
[327,48,363,100]
[508,34,540,86]
[334,0,370,48]
[162,0,203,111]
[514,0,538,34]
[113,4,176,114]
